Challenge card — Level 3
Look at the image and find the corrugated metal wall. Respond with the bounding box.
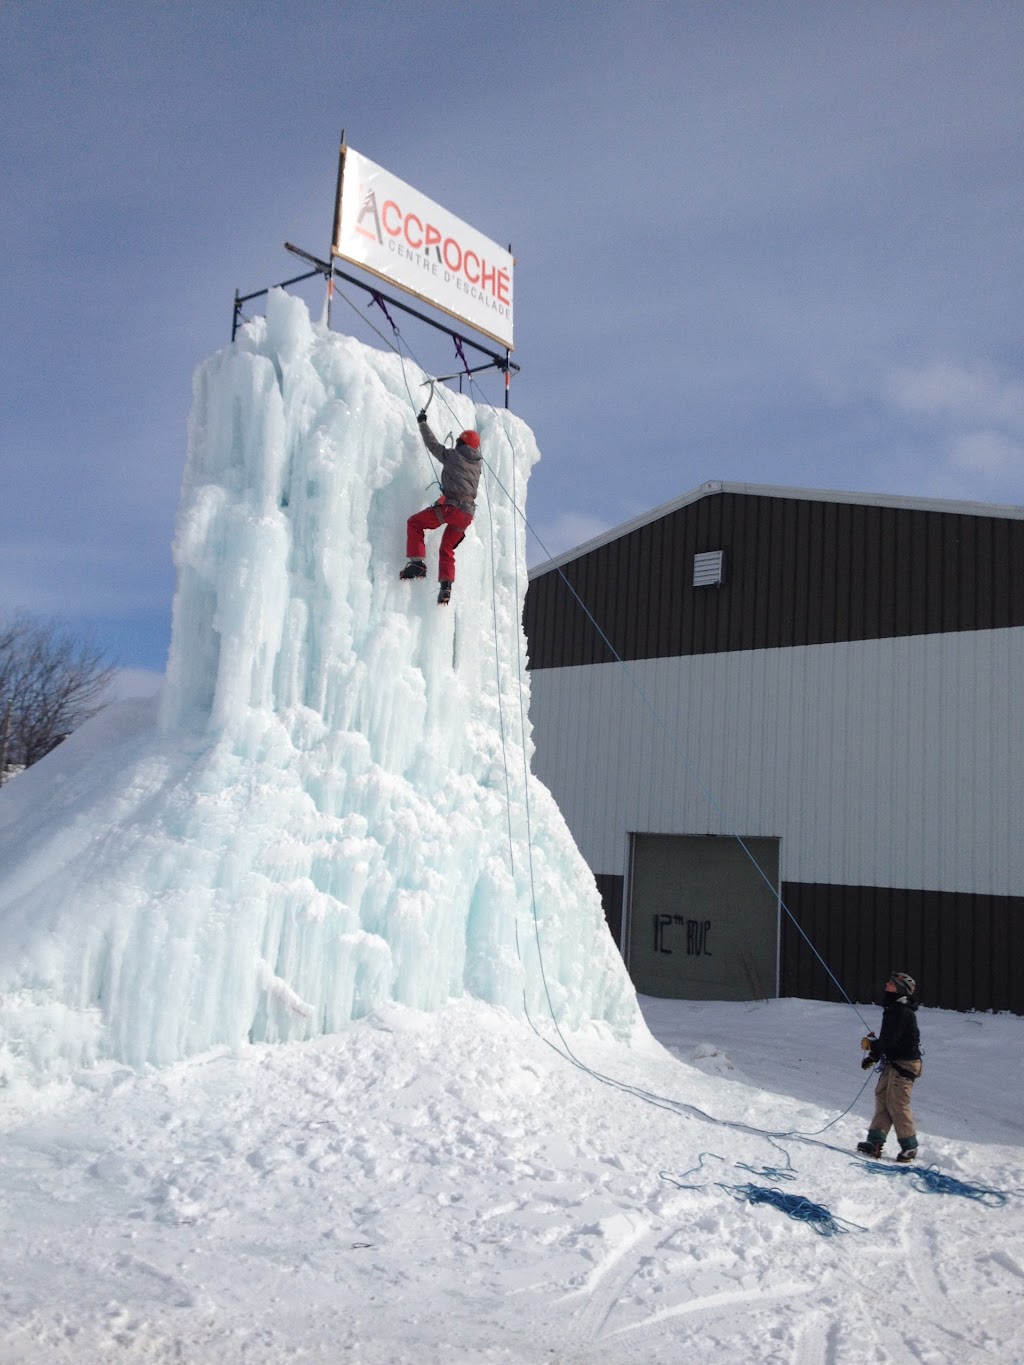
[781,883,1024,1014]
[525,491,1024,668]
[528,631,1024,897]
[523,489,1024,1012]
[592,875,1024,1012]
[527,630,1024,1014]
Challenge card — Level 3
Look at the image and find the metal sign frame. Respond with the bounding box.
[230,134,520,406]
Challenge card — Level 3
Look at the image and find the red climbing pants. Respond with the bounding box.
[406,500,473,581]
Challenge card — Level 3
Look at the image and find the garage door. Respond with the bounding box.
[627,833,779,1000]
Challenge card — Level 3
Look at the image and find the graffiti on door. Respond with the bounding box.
[653,913,712,956]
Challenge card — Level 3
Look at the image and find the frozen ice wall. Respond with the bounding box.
[0,290,637,1083]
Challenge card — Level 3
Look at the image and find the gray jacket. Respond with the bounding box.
[418,419,482,513]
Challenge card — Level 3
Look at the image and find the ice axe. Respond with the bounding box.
[419,378,436,419]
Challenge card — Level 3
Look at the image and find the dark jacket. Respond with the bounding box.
[869,999,921,1064]
[418,419,483,513]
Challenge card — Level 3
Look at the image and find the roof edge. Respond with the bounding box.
[528,480,1024,578]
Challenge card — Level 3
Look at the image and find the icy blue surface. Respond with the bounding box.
[0,291,636,1081]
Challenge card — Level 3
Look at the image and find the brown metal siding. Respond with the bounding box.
[595,873,624,953]
[780,883,1024,1014]
[524,492,1024,670]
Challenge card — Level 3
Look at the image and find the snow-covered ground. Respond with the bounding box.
[1,994,1021,1364]
[1,295,1020,1363]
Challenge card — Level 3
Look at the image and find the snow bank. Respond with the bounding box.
[3,997,1022,1362]
[0,291,637,1083]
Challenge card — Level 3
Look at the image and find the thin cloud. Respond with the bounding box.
[885,361,1024,429]
[875,360,1024,503]
[104,669,165,702]
[948,429,1024,478]
[527,512,613,566]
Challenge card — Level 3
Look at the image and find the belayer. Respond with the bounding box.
[400,411,482,605]
[857,971,922,1163]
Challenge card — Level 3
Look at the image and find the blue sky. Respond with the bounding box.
[3,2,1022,688]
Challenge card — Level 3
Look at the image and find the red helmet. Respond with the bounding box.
[458,430,480,449]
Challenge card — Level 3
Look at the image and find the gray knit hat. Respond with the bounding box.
[889,972,916,999]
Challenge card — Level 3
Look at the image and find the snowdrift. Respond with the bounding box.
[0,290,637,1083]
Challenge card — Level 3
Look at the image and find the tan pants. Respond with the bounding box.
[870,1060,922,1141]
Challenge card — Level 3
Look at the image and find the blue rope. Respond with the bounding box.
[325,334,1014,1225]
[722,1183,864,1236]
[735,1136,798,1182]
[351,310,863,1042]
[316,304,874,1159]
[373,346,1015,1223]
[663,1143,797,1190]
[660,1152,725,1188]
[320,319,876,1166]
[392,366,876,1158]
[461,370,870,1031]
[662,1155,860,1234]
[858,1162,1009,1206]
[785,1068,877,1138]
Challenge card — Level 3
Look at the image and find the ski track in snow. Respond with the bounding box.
[0,998,1022,1363]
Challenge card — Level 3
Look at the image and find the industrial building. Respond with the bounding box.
[523,482,1024,1013]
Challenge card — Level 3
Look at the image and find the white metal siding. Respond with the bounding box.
[527,627,1024,896]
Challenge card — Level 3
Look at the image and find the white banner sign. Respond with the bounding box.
[333,147,514,351]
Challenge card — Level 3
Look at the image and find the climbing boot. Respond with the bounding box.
[857,1140,883,1158]
[896,1136,918,1164]
[857,1129,886,1159]
[437,579,453,605]
[400,558,427,580]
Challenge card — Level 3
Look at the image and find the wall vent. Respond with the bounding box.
[693,549,725,587]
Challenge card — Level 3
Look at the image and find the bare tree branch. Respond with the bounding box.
[0,613,116,779]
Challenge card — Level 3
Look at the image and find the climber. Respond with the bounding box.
[400,411,483,605]
[857,971,923,1163]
